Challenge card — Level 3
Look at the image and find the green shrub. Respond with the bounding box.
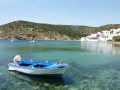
[113,36,120,42]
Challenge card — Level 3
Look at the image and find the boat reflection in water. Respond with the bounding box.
[9,71,66,86]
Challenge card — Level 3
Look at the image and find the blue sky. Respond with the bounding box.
[0,0,120,26]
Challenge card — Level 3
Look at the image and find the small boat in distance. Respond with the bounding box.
[8,55,68,76]
[30,40,37,42]
[11,39,18,42]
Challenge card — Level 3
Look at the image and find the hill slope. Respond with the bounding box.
[0,20,120,40]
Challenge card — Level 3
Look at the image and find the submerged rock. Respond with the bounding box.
[0,72,2,75]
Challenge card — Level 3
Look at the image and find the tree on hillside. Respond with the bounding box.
[113,36,120,42]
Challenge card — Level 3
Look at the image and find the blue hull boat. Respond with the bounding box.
[8,60,68,76]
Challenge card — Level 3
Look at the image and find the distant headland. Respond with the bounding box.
[0,20,120,40]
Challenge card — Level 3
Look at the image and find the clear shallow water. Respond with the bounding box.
[0,40,120,90]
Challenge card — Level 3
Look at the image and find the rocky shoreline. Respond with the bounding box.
[108,41,120,45]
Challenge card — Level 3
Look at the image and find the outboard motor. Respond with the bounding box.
[13,55,21,63]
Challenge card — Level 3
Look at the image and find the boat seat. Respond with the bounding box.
[28,64,47,68]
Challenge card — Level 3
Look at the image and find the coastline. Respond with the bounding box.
[1,38,120,45]
[0,38,80,42]
[107,41,120,45]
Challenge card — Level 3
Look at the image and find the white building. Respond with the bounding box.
[80,28,120,42]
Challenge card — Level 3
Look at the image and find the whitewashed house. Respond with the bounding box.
[80,28,120,42]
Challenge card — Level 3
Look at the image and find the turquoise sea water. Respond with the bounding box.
[0,40,120,90]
